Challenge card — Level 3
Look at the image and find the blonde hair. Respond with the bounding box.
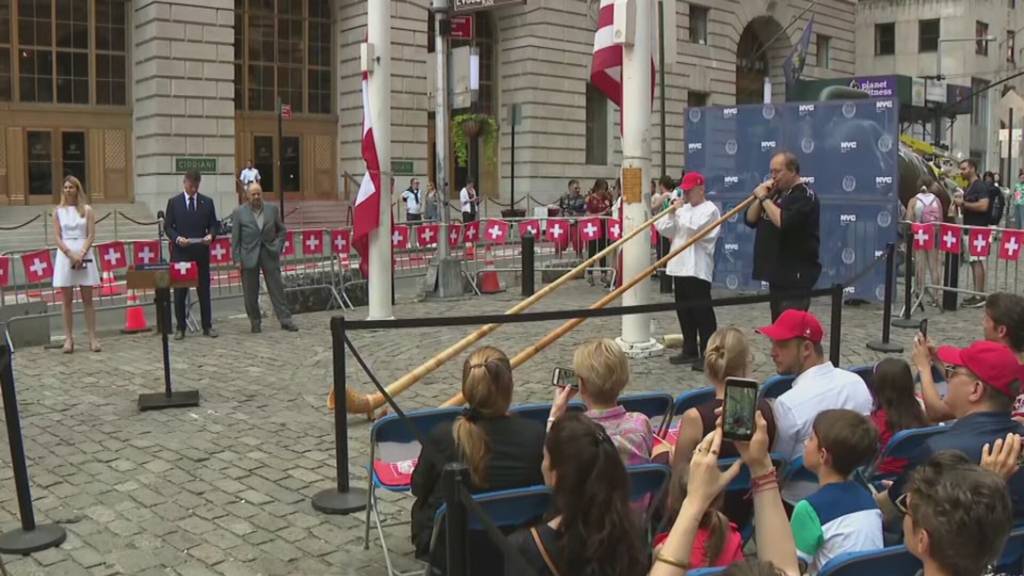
[454,346,514,486]
[573,338,630,405]
[704,327,750,383]
[59,176,87,217]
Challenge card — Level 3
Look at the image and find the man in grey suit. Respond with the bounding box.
[231,183,298,333]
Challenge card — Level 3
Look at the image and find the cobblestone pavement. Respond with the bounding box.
[0,278,1006,575]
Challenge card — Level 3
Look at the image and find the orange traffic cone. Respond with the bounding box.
[477,246,504,294]
[464,241,476,261]
[100,270,125,297]
[122,291,151,333]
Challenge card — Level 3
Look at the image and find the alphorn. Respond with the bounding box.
[332,204,677,413]
[440,194,758,407]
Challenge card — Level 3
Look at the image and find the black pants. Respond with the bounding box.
[173,255,212,332]
[768,280,814,322]
[407,212,422,222]
[674,276,716,358]
[588,238,608,268]
[462,211,476,223]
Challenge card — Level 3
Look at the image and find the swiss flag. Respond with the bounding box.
[607,219,622,241]
[302,229,325,256]
[209,237,231,264]
[281,231,295,257]
[910,223,934,251]
[447,222,463,248]
[391,225,410,250]
[416,223,440,247]
[463,221,479,244]
[133,240,162,266]
[21,249,53,283]
[967,227,993,258]
[98,241,128,271]
[518,219,540,239]
[999,230,1024,261]
[0,256,9,288]
[170,261,198,283]
[483,219,510,244]
[938,223,961,254]
[579,217,604,241]
[546,218,571,249]
[331,229,351,255]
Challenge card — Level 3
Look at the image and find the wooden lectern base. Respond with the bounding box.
[138,390,201,411]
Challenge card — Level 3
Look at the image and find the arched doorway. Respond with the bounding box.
[735,17,791,105]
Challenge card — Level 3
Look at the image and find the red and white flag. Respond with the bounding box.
[170,261,198,283]
[302,229,325,256]
[281,231,295,257]
[391,225,410,250]
[0,256,10,288]
[591,0,656,132]
[463,221,479,244]
[416,223,439,247]
[331,229,351,255]
[133,240,161,266]
[21,249,53,283]
[607,219,623,241]
[518,219,540,239]
[910,223,934,251]
[352,70,382,273]
[546,218,571,249]
[999,230,1024,261]
[98,241,128,271]
[447,222,463,248]
[483,219,510,244]
[579,217,604,241]
[209,237,231,264]
[938,223,961,254]
[967,228,993,258]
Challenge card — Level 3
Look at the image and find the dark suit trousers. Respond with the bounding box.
[172,251,212,331]
[768,279,814,322]
[241,248,291,326]
[674,276,716,358]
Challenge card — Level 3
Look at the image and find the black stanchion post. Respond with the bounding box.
[829,284,842,367]
[942,251,960,311]
[0,333,67,554]
[312,316,368,514]
[868,242,904,353]
[893,223,920,329]
[521,232,535,297]
[442,463,470,576]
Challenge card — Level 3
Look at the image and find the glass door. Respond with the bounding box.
[27,130,54,204]
[253,135,275,193]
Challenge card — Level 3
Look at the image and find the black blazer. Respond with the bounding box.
[164,192,219,260]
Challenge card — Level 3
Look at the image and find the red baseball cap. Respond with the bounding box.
[756,310,824,344]
[936,340,1023,398]
[680,172,706,192]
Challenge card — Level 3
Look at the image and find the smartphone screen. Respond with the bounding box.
[551,367,579,390]
[919,318,928,339]
[723,377,759,441]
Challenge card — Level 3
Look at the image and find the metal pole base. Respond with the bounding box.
[867,340,904,353]
[138,390,201,411]
[614,337,664,359]
[891,318,922,329]
[425,257,467,300]
[0,524,66,555]
[311,487,368,515]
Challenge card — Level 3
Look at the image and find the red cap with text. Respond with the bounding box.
[680,171,706,192]
[756,310,824,344]
[936,340,1023,398]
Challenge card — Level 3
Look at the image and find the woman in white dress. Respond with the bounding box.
[53,176,101,353]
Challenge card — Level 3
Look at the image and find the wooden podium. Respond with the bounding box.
[127,264,201,411]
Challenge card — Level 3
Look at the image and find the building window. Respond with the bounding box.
[0,2,10,101]
[1008,30,1016,63]
[687,91,709,108]
[918,19,939,53]
[585,83,607,166]
[27,130,53,196]
[816,34,831,69]
[95,0,127,105]
[875,23,895,55]
[972,77,989,126]
[235,0,334,115]
[689,5,708,45]
[977,21,989,55]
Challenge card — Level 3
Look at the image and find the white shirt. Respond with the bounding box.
[239,167,260,185]
[655,200,721,282]
[402,188,422,214]
[460,187,475,213]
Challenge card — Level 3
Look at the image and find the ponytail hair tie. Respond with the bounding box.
[462,406,484,423]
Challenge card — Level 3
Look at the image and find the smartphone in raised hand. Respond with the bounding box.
[551,367,579,390]
[919,318,928,340]
[723,377,760,442]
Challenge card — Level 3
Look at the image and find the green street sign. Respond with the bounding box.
[175,157,217,173]
[391,160,414,175]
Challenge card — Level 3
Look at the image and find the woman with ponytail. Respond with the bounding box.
[510,412,648,576]
[410,346,546,566]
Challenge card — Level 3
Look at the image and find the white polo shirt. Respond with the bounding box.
[654,200,720,282]
[239,167,260,186]
[460,187,475,213]
[402,188,422,214]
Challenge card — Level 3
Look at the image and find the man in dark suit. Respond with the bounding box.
[164,169,219,339]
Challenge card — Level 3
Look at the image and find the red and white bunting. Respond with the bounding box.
[938,223,961,254]
[607,219,622,241]
[910,223,934,251]
[170,260,198,283]
[209,237,232,264]
[391,225,410,250]
[416,223,440,247]
[545,219,570,248]
[331,229,351,255]
[98,241,128,271]
[999,230,1024,261]
[447,222,463,248]
[302,230,325,256]
[483,219,510,244]
[579,217,604,241]
[967,227,993,258]
[0,256,9,288]
[462,221,479,244]
[133,240,162,266]
[21,249,53,283]
[281,231,295,257]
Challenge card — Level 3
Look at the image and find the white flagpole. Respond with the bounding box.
[368,0,393,320]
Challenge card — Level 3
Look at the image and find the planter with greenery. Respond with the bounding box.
[452,113,498,168]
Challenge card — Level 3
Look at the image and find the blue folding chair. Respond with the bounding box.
[509,400,585,428]
[758,374,796,401]
[619,391,674,434]
[662,386,716,435]
[818,545,922,575]
[848,363,876,393]
[363,406,463,576]
[688,569,725,576]
[717,453,789,541]
[627,463,672,543]
[995,525,1024,574]
[864,425,948,483]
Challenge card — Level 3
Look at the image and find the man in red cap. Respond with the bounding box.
[756,310,872,472]
[878,338,1024,521]
[655,171,722,368]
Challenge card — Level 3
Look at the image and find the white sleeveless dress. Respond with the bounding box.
[52,206,100,288]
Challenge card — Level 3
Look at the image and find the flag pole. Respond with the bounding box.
[368,0,393,320]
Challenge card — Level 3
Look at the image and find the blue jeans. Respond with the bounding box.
[1016,204,1024,229]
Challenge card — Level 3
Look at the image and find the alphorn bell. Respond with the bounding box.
[330,204,677,414]
[440,194,758,408]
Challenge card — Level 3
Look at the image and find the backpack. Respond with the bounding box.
[990,186,1006,225]
[916,194,943,224]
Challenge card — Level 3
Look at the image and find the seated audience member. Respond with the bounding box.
[410,346,545,565]
[669,327,776,524]
[654,466,744,568]
[879,338,1024,521]
[510,412,648,576]
[547,338,653,465]
[902,451,1014,576]
[651,414,801,576]
[919,292,1024,423]
[870,358,929,476]
[791,410,882,575]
